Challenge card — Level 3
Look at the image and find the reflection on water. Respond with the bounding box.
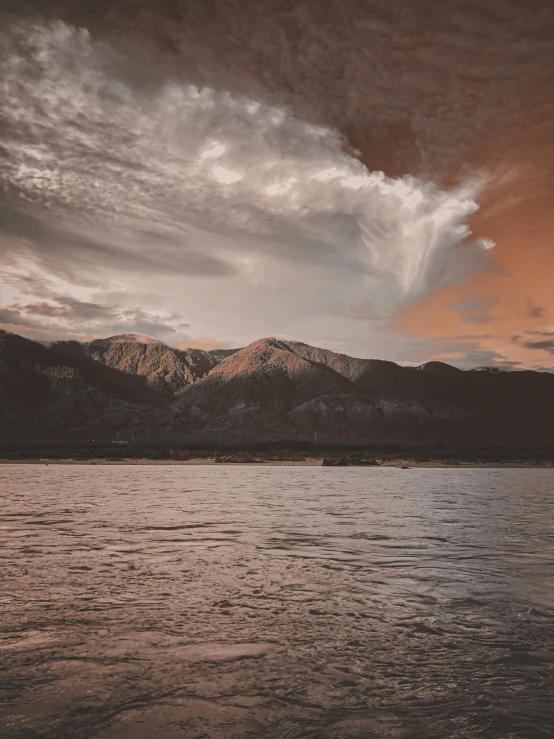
[1,465,553,738]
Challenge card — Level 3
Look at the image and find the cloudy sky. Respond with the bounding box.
[1,0,553,368]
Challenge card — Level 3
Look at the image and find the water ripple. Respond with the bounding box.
[1,465,553,738]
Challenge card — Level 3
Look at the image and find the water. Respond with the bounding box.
[1,465,553,739]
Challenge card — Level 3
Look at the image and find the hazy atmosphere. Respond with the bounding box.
[2,0,553,368]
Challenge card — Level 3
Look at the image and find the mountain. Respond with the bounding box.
[166,338,359,440]
[0,331,161,440]
[79,333,237,393]
[0,331,233,440]
[1,329,554,447]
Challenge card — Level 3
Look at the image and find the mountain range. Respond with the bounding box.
[1,329,553,447]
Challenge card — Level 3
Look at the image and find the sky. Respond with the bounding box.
[1,0,553,368]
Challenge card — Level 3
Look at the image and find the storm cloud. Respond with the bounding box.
[1,18,493,314]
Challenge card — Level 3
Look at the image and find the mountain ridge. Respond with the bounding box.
[1,329,553,446]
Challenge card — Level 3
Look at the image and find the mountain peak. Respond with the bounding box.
[417,361,462,375]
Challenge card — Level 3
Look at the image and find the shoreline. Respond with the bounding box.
[1,458,553,468]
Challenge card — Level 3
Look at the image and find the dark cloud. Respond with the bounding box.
[20,297,118,321]
[526,300,545,319]
[438,348,522,370]
[0,307,31,327]
[460,351,522,369]
[520,339,554,354]
[513,330,554,354]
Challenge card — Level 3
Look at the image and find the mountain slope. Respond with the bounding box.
[275,340,373,381]
[0,330,162,440]
[165,338,361,439]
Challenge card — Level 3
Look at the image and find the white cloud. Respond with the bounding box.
[0,18,495,352]
[199,141,226,162]
[211,165,243,184]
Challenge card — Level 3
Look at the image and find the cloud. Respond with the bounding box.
[526,341,554,353]
[430,348,522,370]
[526,301,545,319]
[0,18,494,326]
[5,0,552,181]
[1,201,236,280]
[0,287,192,343]
[513,330,554,354]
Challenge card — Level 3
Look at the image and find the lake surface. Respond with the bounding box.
[1,465,553,739]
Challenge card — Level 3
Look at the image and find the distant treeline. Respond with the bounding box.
[1,437,554,462]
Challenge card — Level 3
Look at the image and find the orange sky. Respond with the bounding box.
[396,184,554,368]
